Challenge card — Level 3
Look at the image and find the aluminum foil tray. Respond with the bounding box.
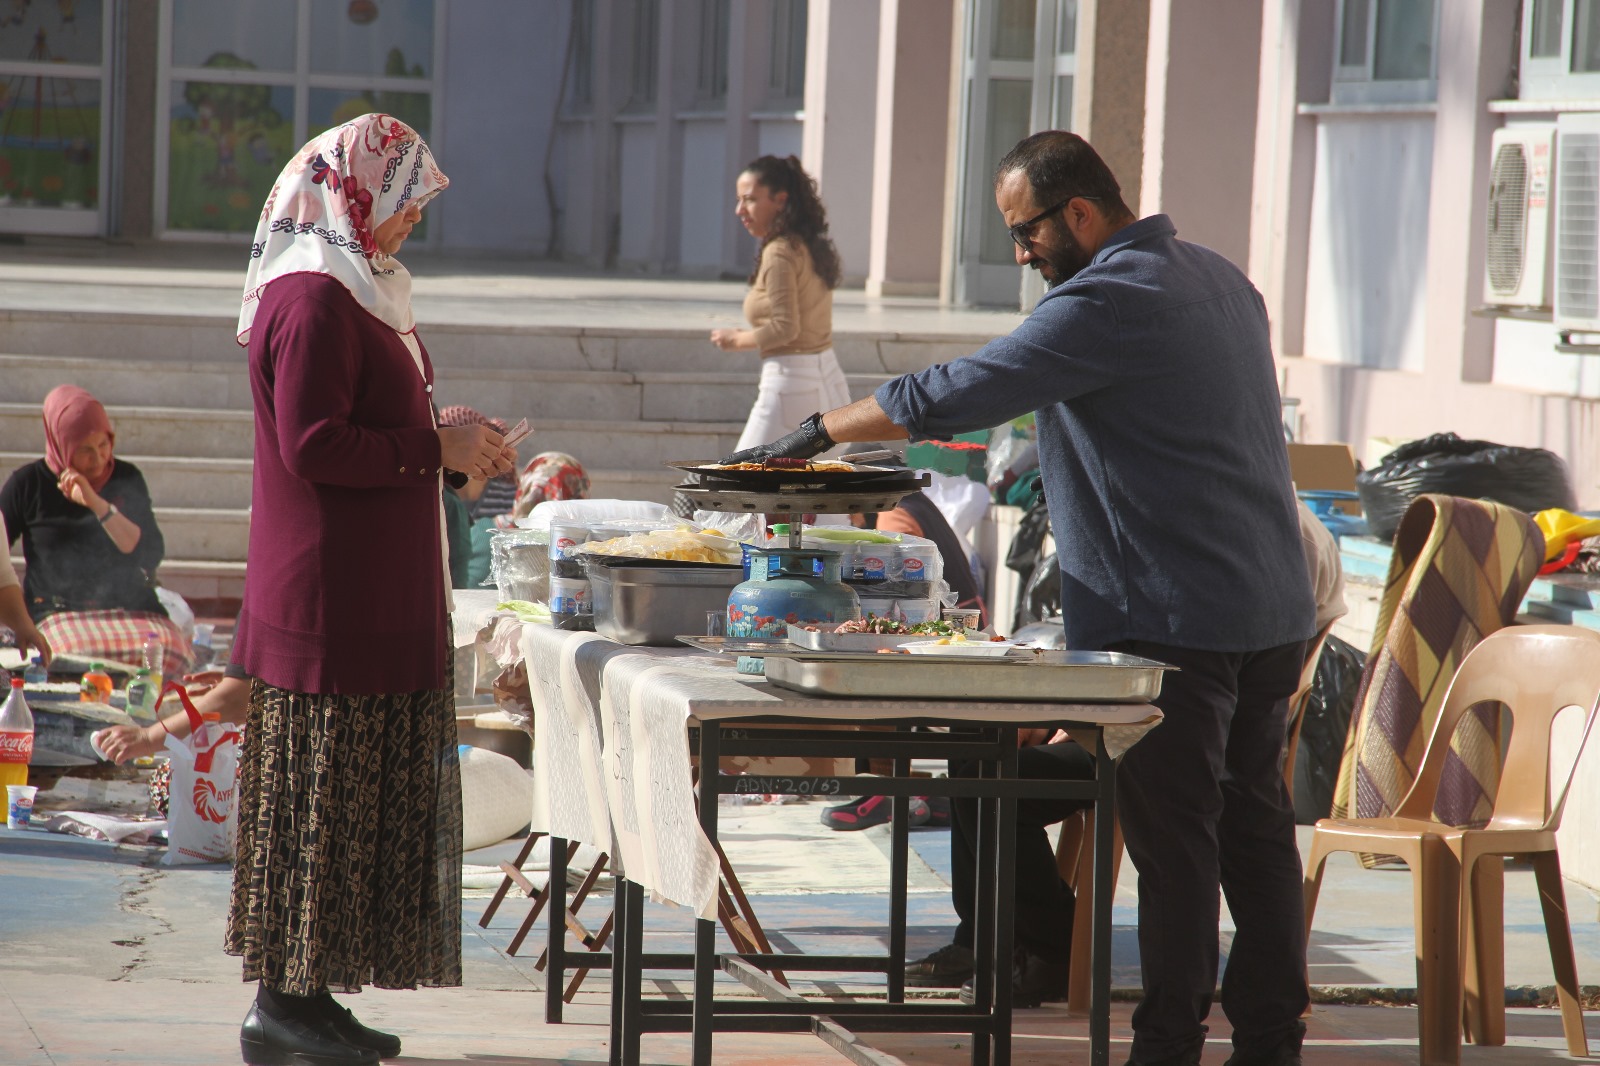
[763,650,1173,703]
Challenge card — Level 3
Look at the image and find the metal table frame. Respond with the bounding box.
[540,715,1122,1066]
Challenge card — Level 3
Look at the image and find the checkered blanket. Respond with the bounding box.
[38,609,195,677]
[1332,494,1542,843]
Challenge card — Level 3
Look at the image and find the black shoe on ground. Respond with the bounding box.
[904,942,975,987]
[1222,1021,1305,1066]
[820,793,894,831]
[958,945,1069,1008]
[240,1003,379,1066]
[1124,1034,1207,1066]
[315,995,403,1059]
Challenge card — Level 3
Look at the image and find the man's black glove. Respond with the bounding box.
[718,412,835,465]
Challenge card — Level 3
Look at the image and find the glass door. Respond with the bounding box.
[0,0,113,236]
[950,0,1076,308]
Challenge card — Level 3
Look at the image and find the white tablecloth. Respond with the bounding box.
[521,624,1162,919]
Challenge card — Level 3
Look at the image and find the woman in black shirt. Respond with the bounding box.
[0,385,189,675]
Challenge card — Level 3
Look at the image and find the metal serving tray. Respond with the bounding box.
[785,623,923,653]
[762,650,1173,703]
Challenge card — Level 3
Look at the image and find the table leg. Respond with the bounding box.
[1089,730,1115,1066]
[888,752,911,1004]
[622,880,645,1066]
[971,746,996,1066]
[546,836,569,1024]
[609,874,628,1066]
[692,720,721,1066]
[992,729,1019,1066]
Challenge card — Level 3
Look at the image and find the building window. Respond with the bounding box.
[0,0,111,235]
[158,0,438,237]
[698,0,730,104]
[1517,1,1600,100]
[625,0,659,111]
[768,0,807,106]
[565,0,594,112]
[1331,0,1437,104]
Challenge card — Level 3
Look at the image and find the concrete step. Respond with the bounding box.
[0,308,980,377]
[0,403,745,469]
[0,453,253,510]
[0,354,890,430]
[152,507,250,563]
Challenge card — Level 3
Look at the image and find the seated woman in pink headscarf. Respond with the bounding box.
[0,385,190,676]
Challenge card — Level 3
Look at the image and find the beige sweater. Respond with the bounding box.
[744,237,833,355]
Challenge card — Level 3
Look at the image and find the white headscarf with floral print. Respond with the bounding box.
[237,113,448,344]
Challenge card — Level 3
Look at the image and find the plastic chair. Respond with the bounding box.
[1303,624,1600,1066]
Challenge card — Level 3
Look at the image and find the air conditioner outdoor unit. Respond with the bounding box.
[1554,113,1600,331]
[1484,124,1554,310]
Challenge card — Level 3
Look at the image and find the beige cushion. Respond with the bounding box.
[460,746,534,851]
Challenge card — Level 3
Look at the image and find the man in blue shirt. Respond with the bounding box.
[725,131,1316,1066]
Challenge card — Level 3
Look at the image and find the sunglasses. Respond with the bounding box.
[1008,194,1098,252]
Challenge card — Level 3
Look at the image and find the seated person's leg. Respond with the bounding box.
[907,739,1093,1003]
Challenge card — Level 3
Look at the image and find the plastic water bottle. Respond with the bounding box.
[190,623,215,671]
[0,677,34,791]
[140,632,165,703]
[21,655,46,685]
[125,669,155,723]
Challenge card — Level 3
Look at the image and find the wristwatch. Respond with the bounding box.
[98,504,118,524]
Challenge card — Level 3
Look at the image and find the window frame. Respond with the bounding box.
[1519,0,1600,101]
[153,0,444,240]
[1330,0,1439,106]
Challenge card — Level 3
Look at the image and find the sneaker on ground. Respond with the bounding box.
[820,794,893,831]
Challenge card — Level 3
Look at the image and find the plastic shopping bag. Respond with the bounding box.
[158,682,240,866]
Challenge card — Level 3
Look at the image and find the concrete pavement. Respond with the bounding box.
[4,774,1600,1065]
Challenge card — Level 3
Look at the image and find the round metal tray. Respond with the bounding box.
[673,473,929,515]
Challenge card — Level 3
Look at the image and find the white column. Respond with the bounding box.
[867,0,955,298]
[1141,0,1263,268]
[1423,2,1517,385]
[801,0,881,286]
[1248,0,1334,361]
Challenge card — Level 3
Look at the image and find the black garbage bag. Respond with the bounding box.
[1355,432,1575,541]
[1292,634,1367,825]
[1015,549,1062,631]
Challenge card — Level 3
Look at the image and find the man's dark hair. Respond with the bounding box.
[994,131,1133,222]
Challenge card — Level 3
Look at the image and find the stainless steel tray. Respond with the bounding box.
[785,623,922,653]
[763,650,1173,703]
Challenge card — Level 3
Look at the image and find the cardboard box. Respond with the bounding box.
[1288,442,1362,515]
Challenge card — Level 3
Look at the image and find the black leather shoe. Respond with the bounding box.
[319,998,402,1059]
[240,1003,379,1066]
[904,942,975,988]
[1223,1021,1305,1066]
[958,946,1069,1008]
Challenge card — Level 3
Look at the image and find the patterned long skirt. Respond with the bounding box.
[225,662,462,994]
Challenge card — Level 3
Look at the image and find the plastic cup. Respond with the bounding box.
[7,784,37,829]
[706,610,727,638]
[942,606,983,632]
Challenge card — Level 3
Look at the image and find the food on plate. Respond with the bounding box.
[709,459,857,473]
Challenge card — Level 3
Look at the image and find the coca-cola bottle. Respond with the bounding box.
[0,676,34,791]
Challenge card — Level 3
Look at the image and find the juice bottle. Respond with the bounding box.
[80,662,113,703]
[0,677,34,791]
[140,632,165,706]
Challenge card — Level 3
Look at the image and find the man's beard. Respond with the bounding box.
[1033,223,1093,286]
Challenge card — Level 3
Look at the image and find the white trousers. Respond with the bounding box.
[735,348,853,453]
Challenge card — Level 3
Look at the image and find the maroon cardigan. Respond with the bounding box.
[232,273,448,695]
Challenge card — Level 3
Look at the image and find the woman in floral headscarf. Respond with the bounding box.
[0,384,187,674]
[229,114,513,1066]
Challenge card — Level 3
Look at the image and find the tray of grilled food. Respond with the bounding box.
[667,456,918,490]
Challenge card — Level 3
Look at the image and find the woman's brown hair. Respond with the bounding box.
[742,154,842,289]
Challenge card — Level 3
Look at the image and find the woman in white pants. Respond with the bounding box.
[711,154,851,452]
